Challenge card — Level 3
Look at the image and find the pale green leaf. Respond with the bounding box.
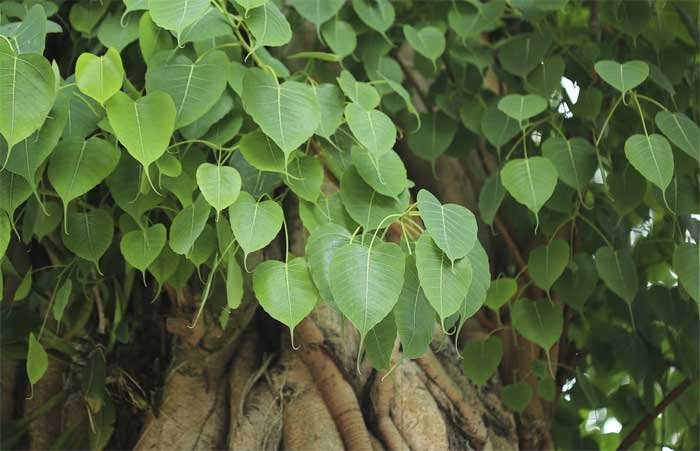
[655,112,700,162]
[169,196,211,255]
[2,5,47,54]
[321,19,356,57]
[485,277,517,311]
[624,134,674,191]
[26,333,48,386]
[365,311,397,369]
[148,0,210,39]
[351,147,407,198]
[594,247,638,305]
[394,255,434,359]
[497,94,548,122]
[285,155,323,202]
[594,60,649,93]
[481,104,519,149]
[62,209,114,270]
[96,13,139,53]
[226,253,244,310]
[528,240,569,291]
[76,48,124,105]
[345,102,396,157]
[478,172,505,225]
[403,25,445,63]
[305,223,351,305]
[511,298,563,351]
[673,243,699,305]
[229,191,283,256]
[239,130,287,173]
[314,84,345,139]
[245,1,292,50]
[542,136,597,192]
[351,0,394,35]
[196,163,242,215]
[291,0,345,27]
[120,224,167,272]
[0,211,9,258]
[53,279,72,324]
[501,157,558,224]
[337,70,379,110]
[417,189,477,262]
[462,336,503,386]
[0,171,32,219]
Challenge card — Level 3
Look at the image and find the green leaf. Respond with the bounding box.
[239,130,287,173]
[498,32,551,77]
[62,209,114,270]
[673,243,699,305]
[501,383,532,412]
[321,19,356,57]
[120,224,167,272]
[594,60,649,93]
[554,253,598,312]
[148,0,210,40]
[178,7,231,45]
[0,212,9,258]
[351,148,407,198]
[624,134,674,192]
[542,137,597,193]
[244,1,292,50]
[48,137,121,214]
[497,94,548,122]
[511,298,563,351]
[365,311,397,370]
[345,102,396,157]
[226,253,244,310]
[481,104,519,149]
[501,157,558,225]
[351,0,394,35]
[14,269,32,302]
[229,191,283,257]
[337,70,380,110]
[339,166,409,231]
[149,246,180,290]
[526,56,565,98]
[655,112,700,163]
[2,5,48,54]
[138,12,175,64]
[415,233,472,327]
[594,247,638,305]
[608,169,646,216]
[96,13,139,53]
[75,49,124,105]
[106,91,176,178]
[485,277,517,311]
[290,0,345,27]
[234,0,270,12]
[407,112,457,162]
[26,333,48,386]
[241,68,320,160]
[0,171,32,219]
[448,1,504,39]
[145,51,229,128]
[417,189,477,262]
[0,39,56,148]
[462,336,503,386]
[285,155,323,202]
[478,172,505,226]
[459,241,491,332]
[53,279,72,325]
[394,255,434,359]
[254,257,319,338]
[403,25,445,63]
[528,240,569,292]
[329,241,405,340]
[169,195,211,256]
[69,1,110,34]
[196,163,242,215]
[314,84,345,139]
[305,223,351,305]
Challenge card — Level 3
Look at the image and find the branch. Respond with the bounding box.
[617,378,693,451]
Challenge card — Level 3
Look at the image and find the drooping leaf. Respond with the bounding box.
[403,25,445,64]
[554,253,598,312]
[485,277,517,311]
[462,336,503,386]
[365,311,397,369]
[462,241,490,321]
[0,171,32,219]
[314,83,345,139]
[239,130,287,173]
[0,39,56,148]
[53,279,72,325]
[337,70,379,110]
[290,0,345,28]
[178,7,231,45]
[285,155,324,203]
[120,224,167,272]
[75,48,124,105]
[528,240,569,292]
[511,298,563,351]
[0,212,9,257]
[501,157,558,225]
[624,134,674,192]
[226,253,244,310]
[415,233,472,327]
[169,196,211,256]
[254,257,319,338]
[501,383,532,412]
[148,0,210,40]
[526,56,565,98]
[229,191,283,257]
[329,241,405,340]
[497,94,548,122]
[26,333,48,386]
[244,1,292,50]
[96,13,139,52]
[594,60,649,93]
[339,167,409,231]
[345,102,396,157]
[542,137,597,193]
[481,104,520,149]
[394,255,434,359]
[351,148,407,198]
[305,223,351,306]
[594,247,638,305]
[673,243,699,305]
[2,5,48,54]
[417,189,477,262]
[351,0,394,35]
[241,68,320,161]
[321,19,356,57]
[655,112,700,162]
[478,172,506,226]
[196,163,242,216]
[407,112,457,162]
[62,209,114,270]
[498,32,551,77]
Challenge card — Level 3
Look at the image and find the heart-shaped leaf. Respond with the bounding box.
[624,134,674,192]
[239,130,287,174]
[245,2,292,50]
[594,60,649,93]
[498,32,551,77]
[415,233,472,327]
[148,0,210,40]
[498,94,548,122]
[120,224,167,272]
[305,223,352,306]
[526,56,565,98]
[417,189,477,262]
[655,112,700,162]
[242,68,320,161]
[673,243,699,305]
[351,0,394,35]
[322,19,357,58]
[462,336,503,386]
[314,83,345,139]
[196,163,242,216]
[407,112,457,162]
[284,155,323,202]
[26,333,48,386]
[365,311,397,370]
[511,298,563,351]
[0,171,32,219]
[169,196,211,256]
[145,51,228,128]
[448,0,504,38]
[485,277,517,311]
[479,173,506,226]
[0,39,56,149]
[329,241,405,340]
[594,247,638,305]
[352,148,407,198]
[528,240,569,291]
[254,257,319,340]
[345,102,396,157]
[462,242,491,321]
[501,157,558,225]
[501,383,532,412]
[394,255,434,359]
[340,167,409,231]
[481,104,520,149]
[554,253,598,312]
[608,169,646,216]
[106,91,176,178]
[291,0,345,28]
[75,48,124,105]
[229,191,283,257]
[403,25,445,63]
[62,209,114,271]
[542,136,597,193]
[52,279,72,325]
[337,70,379,110]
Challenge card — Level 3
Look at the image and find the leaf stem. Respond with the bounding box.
[595,95,623,147]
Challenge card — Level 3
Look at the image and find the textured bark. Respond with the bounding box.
[24,358,65,451]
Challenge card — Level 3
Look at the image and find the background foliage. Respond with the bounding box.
[0,0,699,449]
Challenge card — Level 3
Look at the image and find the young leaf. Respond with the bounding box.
[0,39,56,148]
[394,255,435,359]
[403,25,445,64]
[62,209,114,270]
[511,298,563,351]
[417,189,477,262]
[542,137,597,193]
[339,167,409,231]
[655,112,700,162]
[329,241,405,340]
[75,48,124,105]
[462,336,503,386]
[105,91,176,178]
[501,383,532,412]
[241,68,320,161]
[528,240,570,292]
[254,257,319,339]
[673,243,699,305]
[120,224,167,272]
[497,94,548,122]
[365,311,397,370]
[594,247,638,305]
[53,279,72,325]
[26,333,48,386]
[594,60,649,94]
[415,233,472,327]
[148,0,210,40]
[291,0,345,28]
[351,148,407,198]
[624,134,674,192]
[345,103,396,157]
[501,157,558,225]
[229,191,283,257]
[196,163,242,216]
[485,278,517,311]
[169,196,211,256]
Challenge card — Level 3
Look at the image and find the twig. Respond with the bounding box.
[617,378,693,450]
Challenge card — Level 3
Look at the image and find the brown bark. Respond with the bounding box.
[24,358,65,451]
